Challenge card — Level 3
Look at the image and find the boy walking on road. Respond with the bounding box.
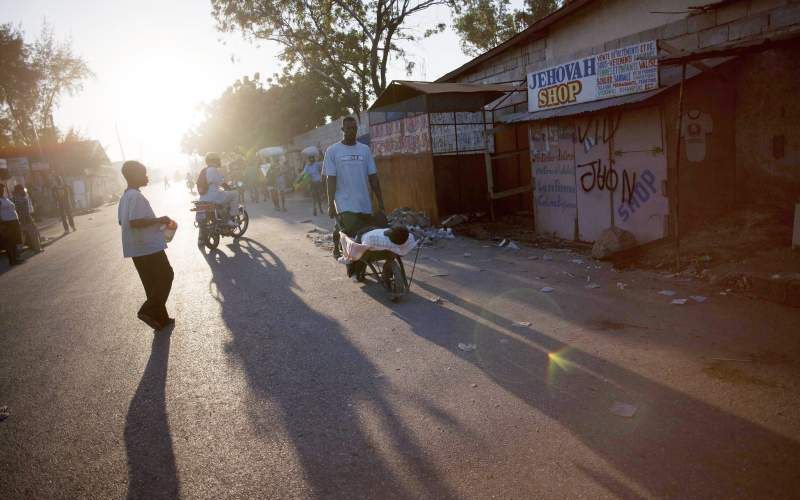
[118,161,175,331]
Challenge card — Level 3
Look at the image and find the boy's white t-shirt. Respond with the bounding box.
[323,142,377,214]
[118,188,166,258]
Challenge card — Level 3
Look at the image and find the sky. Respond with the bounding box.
[0,0,474,171]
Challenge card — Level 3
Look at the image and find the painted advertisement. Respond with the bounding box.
[370,114,430,157]
[530,122,577,240]
[528,40,658,112]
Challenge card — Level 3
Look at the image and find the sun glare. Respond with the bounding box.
[113,52,204,168]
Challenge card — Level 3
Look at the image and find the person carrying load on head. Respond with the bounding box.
[196,152,239,227]
[323,116,385,259]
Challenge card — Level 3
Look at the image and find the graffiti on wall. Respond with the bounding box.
[616,169,658,222]
[576,158,638,203]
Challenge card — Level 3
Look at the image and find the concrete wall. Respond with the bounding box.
[451,0,800,118]
[735,46,800,208]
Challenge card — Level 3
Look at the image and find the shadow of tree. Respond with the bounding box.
[124,328,180,500]
[203,237,461,500]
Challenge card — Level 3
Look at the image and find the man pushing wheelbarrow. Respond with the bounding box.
[323,116,423,301]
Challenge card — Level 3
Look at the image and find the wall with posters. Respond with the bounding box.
[370,114,430,158]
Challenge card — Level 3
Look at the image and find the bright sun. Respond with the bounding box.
[113,52,204,168]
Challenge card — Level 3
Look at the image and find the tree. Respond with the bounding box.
[451,0,561,56]
[0,22,92,147]
[0,24,38,146]
[211,0,448,116]
[182,72,350,156]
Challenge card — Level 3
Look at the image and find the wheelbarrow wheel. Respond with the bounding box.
[382,258,408,301]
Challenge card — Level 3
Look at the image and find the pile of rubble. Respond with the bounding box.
[387,207,454,243]
[306,228,334,251]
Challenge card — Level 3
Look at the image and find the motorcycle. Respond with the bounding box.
[191,185,249,249]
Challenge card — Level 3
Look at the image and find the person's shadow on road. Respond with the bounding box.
[124,327,180,500]
[203,237,461,500]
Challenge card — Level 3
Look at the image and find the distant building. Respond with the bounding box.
[0,140,122,214]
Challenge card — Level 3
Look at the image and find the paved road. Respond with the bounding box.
[2,185,799,499]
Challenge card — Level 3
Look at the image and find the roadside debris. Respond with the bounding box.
[570,258,584,265]
[609,402,638,418]
[513,321,531,327]
[0,405,9,422]
[585,283,601,289]
[497,239,520,250]
[441,214,469,228]
[463,252,472,257]
[458,343,477,352]
[430,273,449,277]
[690,295,708,303]
[592,226,636,260]
[527,255,539,260]
[298,219,312,223]
[388,207,431,228]
[306,228,334,251]
[671,298,688,305]
[540,286,555,293]
[430,296,444,304]
[616,282,627,290]
[658,290,677,296]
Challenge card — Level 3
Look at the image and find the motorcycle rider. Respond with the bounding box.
[198,152,239,227]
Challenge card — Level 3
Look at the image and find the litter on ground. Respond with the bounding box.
[609,402,638,418]
[540,287,555,293]
[458,343,477,352]
[585,283,601,289]
[513,321,532,327]
[690,295,708,303]
[658,290,677,296]
[671,298,688,305]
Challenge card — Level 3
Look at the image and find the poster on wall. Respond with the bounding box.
[370,114,430,157]
[430,112,490,154]
[530,122,577,240]
[7,157,30,177]
[527,40,658,112]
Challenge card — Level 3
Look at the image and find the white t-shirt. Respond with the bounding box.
[0,196,18,221]
[200,166,227,203]
[118,188,167,258]
[681,111,713,163]
[323,142,377,214]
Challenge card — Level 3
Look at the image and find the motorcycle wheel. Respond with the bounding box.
[205,232,220,249]
[232,209,249,238]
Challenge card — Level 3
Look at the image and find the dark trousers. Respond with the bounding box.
[310,182,323,213]
[58,202,75,231]
[132,251,174,324]
[1,220,21,264]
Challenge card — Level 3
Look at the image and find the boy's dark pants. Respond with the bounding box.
[132,250,174,324]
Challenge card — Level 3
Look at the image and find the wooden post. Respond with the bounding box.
[674,63,687,272]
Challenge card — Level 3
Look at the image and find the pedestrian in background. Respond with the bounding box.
[118,161,175,331]
[52,176,76,233]
[303,153,324,216]
[12,184,41,253]
[275,158,289,212]
[0,183,22,265]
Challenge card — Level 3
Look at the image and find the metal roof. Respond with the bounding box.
[435,0,598,83]
[369,80,521,113]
